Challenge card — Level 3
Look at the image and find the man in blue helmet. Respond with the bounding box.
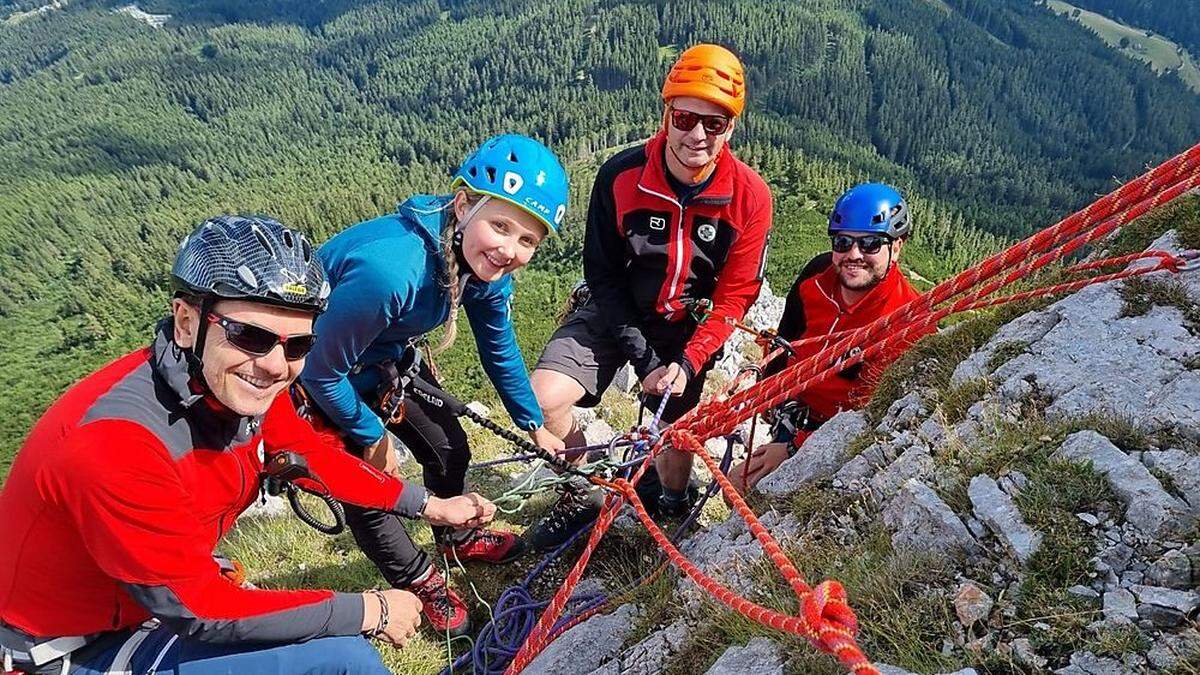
[729,183,927,494]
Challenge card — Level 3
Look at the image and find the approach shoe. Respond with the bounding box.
[409,566,471,638]
[654,485,701,520]
[526,486,603,552]
[438,527,524,564]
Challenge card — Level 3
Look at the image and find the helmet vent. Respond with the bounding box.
[302,239,312,262]
[283,229,294,249]
[237,265,257,288]
[468,166,478,177]
[509,151,518,162]
[485,166,496,183]
[251,225,272,256]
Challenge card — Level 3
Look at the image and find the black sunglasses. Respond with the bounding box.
[831,234,893,255]
[206,312,316,361]
[669,108,732,135]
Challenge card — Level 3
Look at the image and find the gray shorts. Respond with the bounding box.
[534,303,710,423]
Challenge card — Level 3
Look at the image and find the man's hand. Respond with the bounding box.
[642,362,688,397]
[362,431,402,478]
[727,442,790,496]
[529,426,567,455]
[421,492,496,528]
[361,589,422,647]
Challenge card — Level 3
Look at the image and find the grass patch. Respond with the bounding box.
[1120,276,1200,333]
[985,339,1029,373]
[662,526,963,675]
[1047,0,1200,92]
[1105,194,1200,257]
[941,377,992,425]
[1086,623,1149,658]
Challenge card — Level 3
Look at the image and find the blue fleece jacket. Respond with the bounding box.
[301,194,544,447]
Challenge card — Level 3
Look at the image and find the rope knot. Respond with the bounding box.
[801,580,860,653]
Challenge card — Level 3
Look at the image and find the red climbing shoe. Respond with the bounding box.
[409,566,471,637]
[438,527,525,564]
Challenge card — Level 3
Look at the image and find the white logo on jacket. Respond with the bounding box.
[649,216,666,231]
[697,223,717,243]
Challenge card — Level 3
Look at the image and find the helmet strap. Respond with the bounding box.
[184,296,217,396]
[454,194,491,234]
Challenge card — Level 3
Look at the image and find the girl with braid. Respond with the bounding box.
[300,135,569,637]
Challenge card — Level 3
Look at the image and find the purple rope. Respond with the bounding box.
[441,437,737,675]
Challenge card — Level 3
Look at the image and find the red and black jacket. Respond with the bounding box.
[583,131,773,377]
[766,254,926,422]
[0,324,426,654]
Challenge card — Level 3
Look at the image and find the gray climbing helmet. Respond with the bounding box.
[171,215,330,314]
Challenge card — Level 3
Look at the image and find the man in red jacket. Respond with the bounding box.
[0,216,496,675]
[529,43,772,547]
[730,184,927,494]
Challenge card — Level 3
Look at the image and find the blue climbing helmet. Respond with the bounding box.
[451,134,569,235]
[828,183,911,239]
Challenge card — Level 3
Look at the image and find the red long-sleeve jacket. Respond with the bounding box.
[583,131,772,377]
[0,325,426,653]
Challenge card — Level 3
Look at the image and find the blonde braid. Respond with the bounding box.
[433,190,479,355]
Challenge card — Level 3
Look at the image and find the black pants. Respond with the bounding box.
[340,359,470,588]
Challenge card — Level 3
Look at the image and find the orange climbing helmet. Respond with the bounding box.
[661,43,746,117]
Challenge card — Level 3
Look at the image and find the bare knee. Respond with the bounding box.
[531,369,585,433]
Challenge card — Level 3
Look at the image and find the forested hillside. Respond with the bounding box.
[1,0,1198,468]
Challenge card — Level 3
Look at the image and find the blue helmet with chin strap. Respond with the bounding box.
[452,134,569,236]
[828,183,911,239]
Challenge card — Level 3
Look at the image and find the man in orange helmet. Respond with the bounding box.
[529,44,773,548]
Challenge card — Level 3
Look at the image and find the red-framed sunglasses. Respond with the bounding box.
[669,107,732,135]
[206,312,316,361]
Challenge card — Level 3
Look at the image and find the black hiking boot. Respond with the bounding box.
[526,485,603,552]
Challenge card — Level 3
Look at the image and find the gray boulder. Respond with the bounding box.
[1054,431,1194,539]
[1142,447,1200,510]
[968,474,1043,564]
[757,410,867,496]
[524,604,640,675]
[871,445,936,500]
[1053,651,1137,675]
[703,637,783,675]
[883,479,979,559]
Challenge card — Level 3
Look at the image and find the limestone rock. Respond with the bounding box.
[524,604,640,675]
[1102,588,1138,624]
[953,581,993,627]
[1129,584,1200,628]
[703,637,783,675]
[968,474,1043,564]
[587,618,690,675]
[1053,651,1137,675]
[871,445,935,500]
[882,479,979,559]
[1142,447,1200,510]
[1146,627,1200,670]
[1145,548,1195,589]
[757,410,867,496]
[951,237,1200,445]
[1054,431,1194,539]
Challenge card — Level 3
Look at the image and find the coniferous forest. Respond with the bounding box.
[1,0,1198,469]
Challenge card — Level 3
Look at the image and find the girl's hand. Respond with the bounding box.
[529,426,567,456]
